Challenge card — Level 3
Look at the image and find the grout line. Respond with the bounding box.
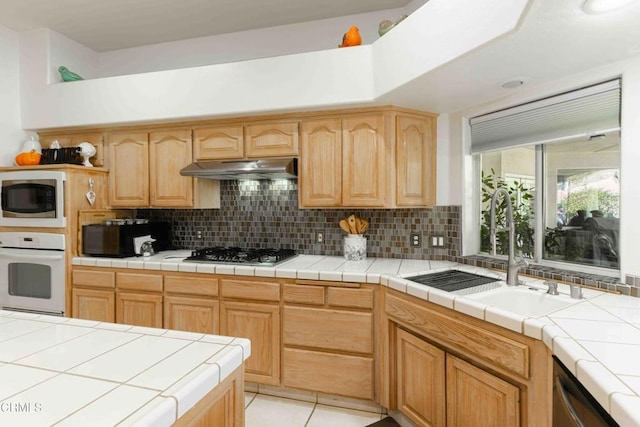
[303,402,317,427]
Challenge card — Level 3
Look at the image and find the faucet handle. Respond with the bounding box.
[570,285,583,300]
[516,250,529,267]
[545,280,559,295]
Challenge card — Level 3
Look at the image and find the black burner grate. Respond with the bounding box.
[185,247,296,266]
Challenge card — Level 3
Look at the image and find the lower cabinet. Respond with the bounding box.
[396,328,445,427]
[165,295,219,334]
[395,327,520,427]
[386,289,550,427]
[72,288,115,323]
[221,301,280,385]
[446,354,519,427]
[116,291,163,328]
[282,282,376,400]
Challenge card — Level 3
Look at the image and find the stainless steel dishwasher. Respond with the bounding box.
[553,356,619,426]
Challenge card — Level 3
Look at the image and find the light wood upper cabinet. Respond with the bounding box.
[396,114,436,207]
[298,109,436,209]
[193,125,244,160]
[107,129,219,208]
[149,129,194,207]
[342,114,388,207]
[299,119,342,207]
[245,121,299,158]
[107,132,149,207]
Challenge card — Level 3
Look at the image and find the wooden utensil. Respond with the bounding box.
[339,219,351,234]
[360,219,369,233]
[347,214,358,234]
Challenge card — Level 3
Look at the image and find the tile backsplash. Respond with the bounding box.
[139,180,461,259]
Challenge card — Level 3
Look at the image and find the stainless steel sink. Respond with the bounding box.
[405,270,502,294]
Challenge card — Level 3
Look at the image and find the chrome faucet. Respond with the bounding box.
[489,188,528,286]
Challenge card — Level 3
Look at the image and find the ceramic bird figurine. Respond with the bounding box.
[378,14,408,37]
[338,26,362,48]
[58,66,84,82]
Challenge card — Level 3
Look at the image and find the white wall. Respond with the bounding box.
[0,24,27,165]
[96,8,408,78]
[453,56,640,280]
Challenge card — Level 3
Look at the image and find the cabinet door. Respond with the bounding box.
[149,129,193,207]
[221,301,280,385]
[396,114,436,207]
[72,288,115,323]
[299,119,342,207]
[342,115,387,207]
[107,132,149,207]
[245,122,299,157]
[193,125,244,160]
[116,291,163,328]
[446,354,520,427]
[396,328,446,427]
[165,295,220,334]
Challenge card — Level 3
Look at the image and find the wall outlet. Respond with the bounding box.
[410,233,421,247]
[430,235,445,247]
[315,231,324,243]
[196,228,203,239]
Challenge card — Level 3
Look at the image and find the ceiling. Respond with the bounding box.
[379,0,640,113]
[0,0,410,51]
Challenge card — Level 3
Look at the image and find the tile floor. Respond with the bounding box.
[244,392,388,427]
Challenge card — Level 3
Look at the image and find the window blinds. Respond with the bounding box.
[470,79,621,154]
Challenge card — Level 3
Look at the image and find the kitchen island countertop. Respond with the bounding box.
[73,252,640,426]
[0,309,249,426]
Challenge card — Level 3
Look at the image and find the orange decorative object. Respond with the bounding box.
[338,26,362,48]
[15,150,42,166]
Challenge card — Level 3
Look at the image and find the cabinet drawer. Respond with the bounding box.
[165,275,219,296]
[283,348,373,400]
[327,287,373,309]
[193,125,244,160]
[116,272,163,292]
[72,269,115,289]
[221,279,280,302]
[283,284,324,305]
[386,292,529,378]
[283,306,373,354]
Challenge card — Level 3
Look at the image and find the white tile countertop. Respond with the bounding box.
[0,309,250,426]
[73,252,640,426]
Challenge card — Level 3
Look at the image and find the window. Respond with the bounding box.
[472,80,621,271]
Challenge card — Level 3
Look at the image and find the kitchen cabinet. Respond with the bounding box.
[396,113,437,207]
[71,268,115,322]
[220,278,281,385]
[384,289,551,427]
[299,109,436,208]
[115,271,163,328]
[447,354,520,427]
[395,328,445,427]
[193,121,298,161]
[107,129,219,208]
[164,274,220,334]
[282,281,376,400]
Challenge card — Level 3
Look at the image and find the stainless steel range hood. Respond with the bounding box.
[180,158,297,180]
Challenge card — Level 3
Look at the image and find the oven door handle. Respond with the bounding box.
[0,250,64,261]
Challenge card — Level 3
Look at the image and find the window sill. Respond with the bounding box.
[456,255,634,296]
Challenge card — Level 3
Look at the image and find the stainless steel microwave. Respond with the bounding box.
[0,170,66,228]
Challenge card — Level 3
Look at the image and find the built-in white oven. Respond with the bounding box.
[0,170,66,228]
[0,232,66,316]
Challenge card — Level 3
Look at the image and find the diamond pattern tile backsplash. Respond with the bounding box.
[138,180,461,259]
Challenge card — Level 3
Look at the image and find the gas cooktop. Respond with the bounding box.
[184,247,297,266]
